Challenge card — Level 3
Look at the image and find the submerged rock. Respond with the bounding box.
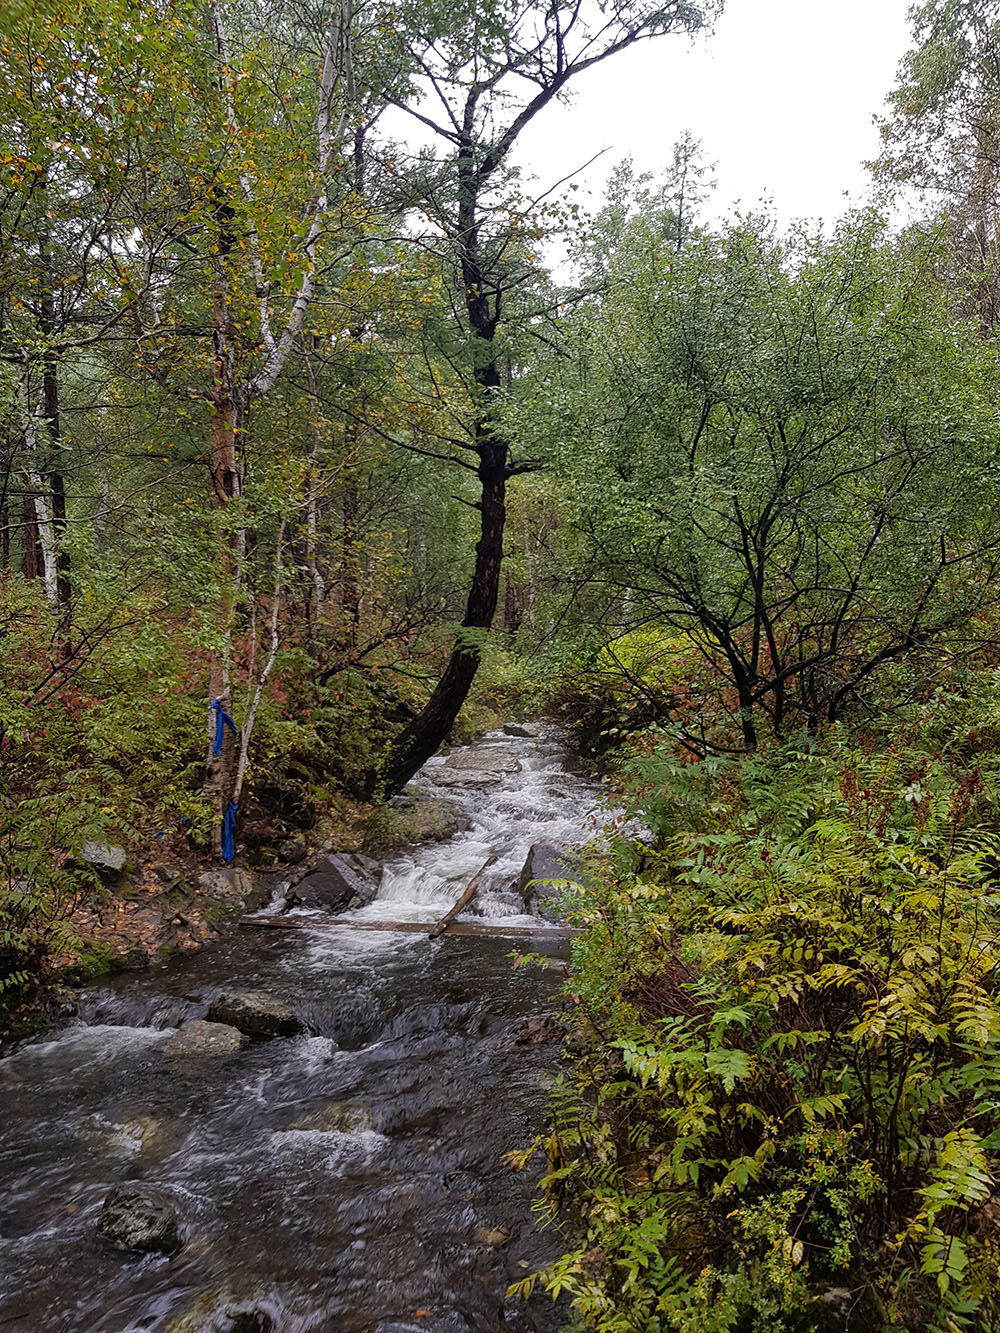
[165,1286,278,1333]
[97,1183,180,1254]
[79,1112,165,1161]
[474,1224,510,1248]
[164,1020,249,1058]
[207,990,304,1039]
[288,1102,373,1133]
[287,852,377,911]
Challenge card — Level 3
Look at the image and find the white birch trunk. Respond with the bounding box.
[27,471,58,606]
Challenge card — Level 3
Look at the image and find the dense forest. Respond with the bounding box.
[9,0,1000,1327]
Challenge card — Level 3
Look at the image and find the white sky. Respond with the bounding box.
[512,0,916,229]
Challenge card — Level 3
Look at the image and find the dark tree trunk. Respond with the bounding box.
[381,123,512,792]
[504,570,523,639]
[384,440,506,790]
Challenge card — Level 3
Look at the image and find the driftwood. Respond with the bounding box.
[240,914,580,941]
[428,855,497,940]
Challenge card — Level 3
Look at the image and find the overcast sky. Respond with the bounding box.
[511,0,916,230]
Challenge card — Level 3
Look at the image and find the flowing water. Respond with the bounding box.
[0,726,600,1333]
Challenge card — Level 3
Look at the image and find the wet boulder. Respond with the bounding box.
[164,1019,249,1059]
[434,749,521,785]
[502,722,538,738]
[517,842,578,919]
[97,1183,180,1255]
[396,797,473,844]
[287,852,377,912]
[208,990,304,1040]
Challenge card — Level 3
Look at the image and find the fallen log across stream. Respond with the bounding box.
[428,855,497,939]
[240,915,581,941]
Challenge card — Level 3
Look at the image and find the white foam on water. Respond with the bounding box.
[267,1126,389,1167]
[347,725,603,927]
[2,1022,173,1072]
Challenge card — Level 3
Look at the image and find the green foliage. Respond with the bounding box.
[531,210,1000,747]
[0,791,105,996]
[516,717,1000,1330]
[544,629,698,758]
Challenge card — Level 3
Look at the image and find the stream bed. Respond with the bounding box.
[0,726,600,1332]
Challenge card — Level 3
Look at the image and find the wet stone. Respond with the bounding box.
[97,1183,180,1255]
[164,1019,249,1058]
[388,796,474,844]
[208,990,304,1040]
[517,842,579,919]
[288,852,377,911]
[502,722,538,738]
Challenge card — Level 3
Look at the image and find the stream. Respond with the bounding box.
[0,725,600,1332]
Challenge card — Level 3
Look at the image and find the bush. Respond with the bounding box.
[514,730,1000,1331]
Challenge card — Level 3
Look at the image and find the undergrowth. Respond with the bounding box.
[513,709,1000,1331]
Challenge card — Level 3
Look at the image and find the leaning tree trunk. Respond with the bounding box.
[382,138,509,792]
[383,436,506,791]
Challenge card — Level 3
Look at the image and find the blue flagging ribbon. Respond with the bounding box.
[222,800,238,864]
[212,697,237,756]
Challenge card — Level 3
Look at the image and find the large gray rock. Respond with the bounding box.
[399,797,473,843]
[434,749,522,785]
[208,990,304,1039]
[97,1183,180,1254]
[164,1020,249,1059]
[288,853,377,912]
[82,840,128,876]
[445,748,522,771]
[503,722,538,738]
[518,842,579,919]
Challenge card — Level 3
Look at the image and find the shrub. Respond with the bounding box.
[514,733,1000,1331]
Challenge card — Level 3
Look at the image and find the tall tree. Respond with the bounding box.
[377,0,721,790]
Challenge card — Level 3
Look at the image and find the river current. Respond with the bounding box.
[0,726,599,1332]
